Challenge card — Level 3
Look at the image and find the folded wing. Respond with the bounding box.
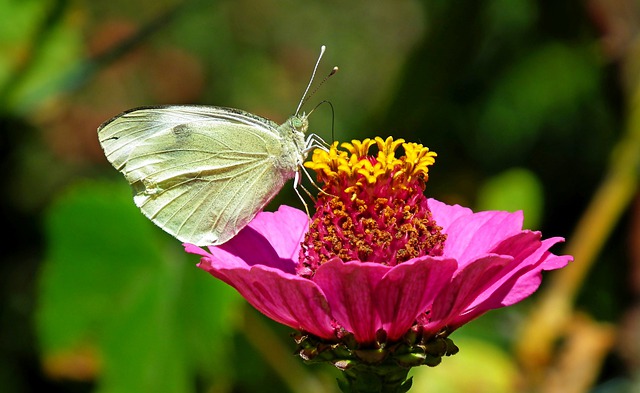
[98,106,295,246]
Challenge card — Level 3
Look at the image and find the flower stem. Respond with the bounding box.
[337,364,413,393]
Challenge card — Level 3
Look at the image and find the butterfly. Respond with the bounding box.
[98,46,332,246]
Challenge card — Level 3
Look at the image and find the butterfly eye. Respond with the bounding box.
[291,116,308,133]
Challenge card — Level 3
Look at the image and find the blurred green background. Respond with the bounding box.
[1,0,639,392]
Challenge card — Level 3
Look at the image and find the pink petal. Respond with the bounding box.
[185,206,335,339]
[482,235,568,305]
[184,243,211,258]
[425,254,512,334]
[238,205,309,260]
[448,237,571,329]
[184,243,249,272]
[197,256,336,339]
[438,207,524,266]
[479,236,569,303]
[427,198,473,230]
[377,257,458,340]
[491,231,543,261]
[313,259,389,343]
[203,205,308,274]
[459,231,543,308]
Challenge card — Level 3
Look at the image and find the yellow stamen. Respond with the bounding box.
[305,136,437,192]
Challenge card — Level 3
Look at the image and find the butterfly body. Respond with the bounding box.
[98,105,309,246]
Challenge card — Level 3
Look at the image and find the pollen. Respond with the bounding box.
[298,137,446,277]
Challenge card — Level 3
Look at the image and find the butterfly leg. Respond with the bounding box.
[293,170,311,218]
[300,164,336,200]
[304,133,330,153]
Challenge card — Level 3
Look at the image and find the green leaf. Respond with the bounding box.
[0,0,83,114]
[409,337,518,393]
[476,168,543,229]
[37,179,241,392]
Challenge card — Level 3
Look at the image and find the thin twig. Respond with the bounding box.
[10,1,188,114]
[515,68,640,389]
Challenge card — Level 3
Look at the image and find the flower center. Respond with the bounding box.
[298,137,447,277]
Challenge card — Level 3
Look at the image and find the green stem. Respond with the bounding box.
[8,2,188,115]
[337,364,413,393]
[516,49,640,386]
[0,0,68,111]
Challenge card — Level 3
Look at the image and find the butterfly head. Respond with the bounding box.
[290,113,309,134]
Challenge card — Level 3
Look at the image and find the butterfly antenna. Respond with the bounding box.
[305,66,338,109]
[308,100,336,143]
[295,45,330,116]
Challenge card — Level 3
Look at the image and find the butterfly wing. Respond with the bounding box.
[98,106,299,246]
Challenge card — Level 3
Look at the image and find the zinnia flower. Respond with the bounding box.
[185,137,572,392]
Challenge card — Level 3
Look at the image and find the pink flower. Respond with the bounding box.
[186,201,570,343]
[186,136,573,393]
[185,137,571,347]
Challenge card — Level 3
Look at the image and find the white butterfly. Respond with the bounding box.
[98,46,331,246]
